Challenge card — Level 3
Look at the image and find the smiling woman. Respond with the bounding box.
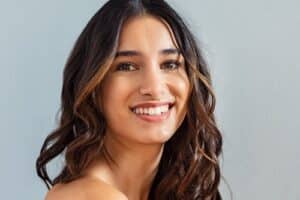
[36,0,223,200]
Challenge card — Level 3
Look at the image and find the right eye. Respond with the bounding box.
[115,62,137,71]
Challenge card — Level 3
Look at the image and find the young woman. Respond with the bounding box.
[36,0,223,199]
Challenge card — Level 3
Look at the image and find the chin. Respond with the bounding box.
[135,129,175,144]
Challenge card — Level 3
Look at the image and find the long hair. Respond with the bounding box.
[36,0,223,199]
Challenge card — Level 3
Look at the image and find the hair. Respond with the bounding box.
[36,0,223,199]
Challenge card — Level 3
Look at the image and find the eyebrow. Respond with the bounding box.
[115,48,181,58]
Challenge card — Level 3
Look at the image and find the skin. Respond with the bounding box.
[46,15,190,200]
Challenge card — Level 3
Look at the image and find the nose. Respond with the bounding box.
[139,63,167,98]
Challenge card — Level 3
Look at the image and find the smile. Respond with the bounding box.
[130,103,174,122]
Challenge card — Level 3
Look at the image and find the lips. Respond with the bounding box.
[129,101,175,123]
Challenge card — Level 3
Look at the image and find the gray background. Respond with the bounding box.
[1,0,299,199]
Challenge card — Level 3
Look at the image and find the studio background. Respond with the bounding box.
[1,0,299,199]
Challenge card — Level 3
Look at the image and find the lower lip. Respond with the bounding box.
[132,109,171,123]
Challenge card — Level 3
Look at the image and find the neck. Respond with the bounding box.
[86,134,164,200]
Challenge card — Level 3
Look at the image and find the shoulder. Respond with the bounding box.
[45,181,85,200]
[45,177,128,200]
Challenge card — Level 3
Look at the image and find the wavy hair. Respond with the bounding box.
[36,0,223,199]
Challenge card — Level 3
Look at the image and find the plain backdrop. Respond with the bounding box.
[1,0,299,199]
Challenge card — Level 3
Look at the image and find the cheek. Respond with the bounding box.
[101,77,134,117]
[170,72,190,121]
[178,79,190,98]
[171,71,190,102]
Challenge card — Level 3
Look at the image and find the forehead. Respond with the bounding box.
[117,15,179,52]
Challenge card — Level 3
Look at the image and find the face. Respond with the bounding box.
[100,15,190,145]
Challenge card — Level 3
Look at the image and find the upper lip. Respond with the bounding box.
[130,101,175,109]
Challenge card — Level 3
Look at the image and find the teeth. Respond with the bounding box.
[132,105,169,115]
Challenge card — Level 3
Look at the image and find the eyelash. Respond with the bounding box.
[115,62,137,71]
[162,60,182,70]
[115,60,182,71]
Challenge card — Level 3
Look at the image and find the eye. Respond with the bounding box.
[161,60,182,70]
[115,62,137,71]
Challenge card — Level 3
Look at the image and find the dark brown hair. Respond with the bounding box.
[36,0,223,199]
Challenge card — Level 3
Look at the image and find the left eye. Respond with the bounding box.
[161,61,181,70]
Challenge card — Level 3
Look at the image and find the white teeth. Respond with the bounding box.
[149,108,154,115]
[138,107,143,114]
[155,107,160,114]
[132,105,169,115]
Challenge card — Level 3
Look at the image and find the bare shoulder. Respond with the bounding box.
[45,177,128,200]
[45,181,85,200]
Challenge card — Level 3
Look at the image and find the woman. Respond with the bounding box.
[36,0,223,199]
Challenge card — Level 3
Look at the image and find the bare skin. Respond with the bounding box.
[82,140,164,200]
[46,14,190,200]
